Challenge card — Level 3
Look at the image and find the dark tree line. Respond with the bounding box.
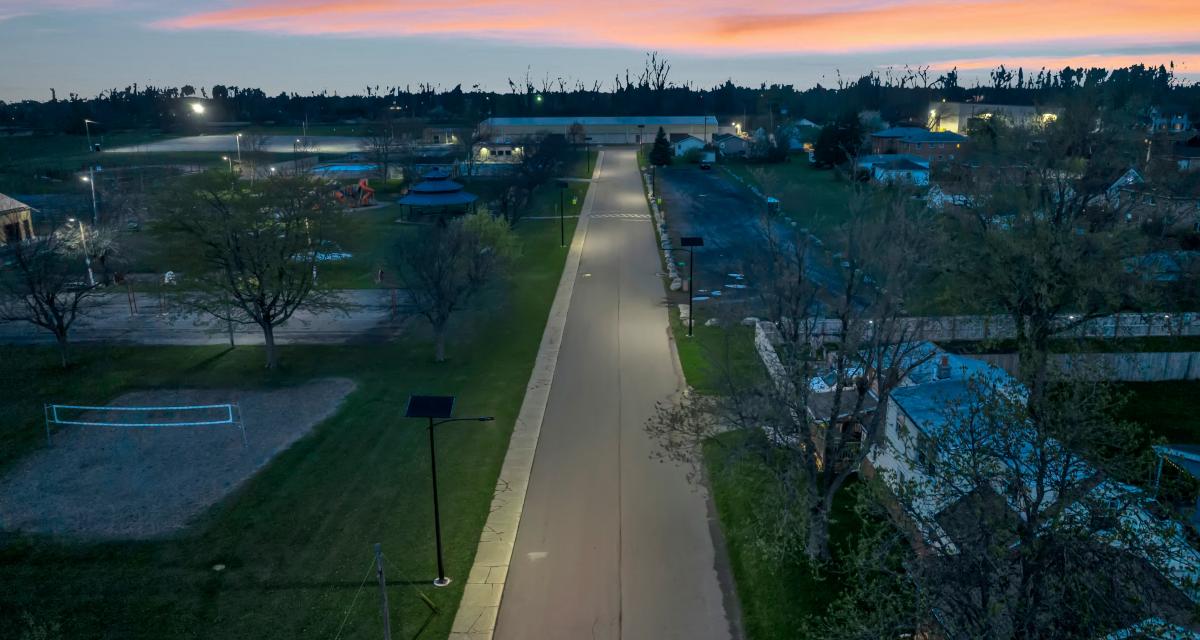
[3,62,1196,137]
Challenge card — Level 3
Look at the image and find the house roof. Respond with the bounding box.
[890,348,1013,434]
[877,158,930,172]
[672,134,705,145]
[0,193,31,215]
[872,127,967,143]
[808,389,877,423]
[857,153,930,169]
[482,115,717,128]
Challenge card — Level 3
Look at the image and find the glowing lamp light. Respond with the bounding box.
[190,103,206,114]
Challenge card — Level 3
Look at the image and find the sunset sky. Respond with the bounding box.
[1,0,1197,101]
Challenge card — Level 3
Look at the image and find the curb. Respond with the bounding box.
[448,150,606,639]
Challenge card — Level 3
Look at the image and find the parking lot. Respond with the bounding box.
[656,164,846,316]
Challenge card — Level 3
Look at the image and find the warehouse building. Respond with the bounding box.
[478,116,732,145]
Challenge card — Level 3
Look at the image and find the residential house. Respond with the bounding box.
[869,127,967,165]
[0,193,34,245]
[871,158,930,186]
[1148,108,1192,134]
[670,134,707,157]
[1106,168,1200,232]
[855,154,931,185]
[713,132,750,158]
[1166,135,1200,172]
[866,343,1200,612]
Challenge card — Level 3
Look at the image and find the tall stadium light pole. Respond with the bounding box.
[82,170,98,225]
[680,236,704,337]
[235,133,242,164]
[84,119,96,152]
[68,218,96,287]
[404,395,494,587]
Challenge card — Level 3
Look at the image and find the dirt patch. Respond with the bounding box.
[0,378,356,539]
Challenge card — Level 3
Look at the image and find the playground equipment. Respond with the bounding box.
[333,179,376,208]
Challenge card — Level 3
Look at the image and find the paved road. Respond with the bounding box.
[0,289,404,345]
[658,165,846,314]
[494,148,735,639]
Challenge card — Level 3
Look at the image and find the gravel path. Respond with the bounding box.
[0,378,356,539]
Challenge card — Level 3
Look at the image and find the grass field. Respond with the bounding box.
[723,161,852,237]
[671,306,764,395]
[0,214,578,639]
[705,436,867,639]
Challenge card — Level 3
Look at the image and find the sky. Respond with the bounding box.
[1,0,1198,102]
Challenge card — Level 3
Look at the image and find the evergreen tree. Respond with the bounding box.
[649,126,673,166]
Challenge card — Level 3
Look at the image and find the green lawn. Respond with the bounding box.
[0,215,578,640]
[564,149,599,179]
[705,436,867,639]
[724,161,852,237]
[671,306,765,395]
[1118,381,1200,446]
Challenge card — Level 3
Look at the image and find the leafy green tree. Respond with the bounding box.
[649,126,673,166]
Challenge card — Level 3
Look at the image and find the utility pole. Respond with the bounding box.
[374,543,392,640]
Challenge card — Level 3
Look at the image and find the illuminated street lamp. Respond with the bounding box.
[67,217,96,287]
[222,156,233,172]
[190,102,205,115]
[81,170,98,224]
[404,395,495,587]
[83,119,97,152]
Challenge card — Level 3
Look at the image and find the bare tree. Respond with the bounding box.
[0,220,102,367]
[884,373,1192,639]
[650,189,937,561]
[361,115,400,181]
[153,172,345,368]
[394,212,519,362]
[941,101,1150,409]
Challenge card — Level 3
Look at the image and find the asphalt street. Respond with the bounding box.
[494,148,734,639]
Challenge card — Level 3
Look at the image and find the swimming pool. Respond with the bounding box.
[313,164,378,174]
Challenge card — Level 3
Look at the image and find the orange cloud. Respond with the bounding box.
[156,0,1200,59]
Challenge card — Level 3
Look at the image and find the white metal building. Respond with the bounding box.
[479,116,732,145]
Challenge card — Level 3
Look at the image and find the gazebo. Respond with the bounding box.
[398,168,478,219]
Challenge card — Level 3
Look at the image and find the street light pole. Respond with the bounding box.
[680,236,704,337]
[405,395,495,588]
[69,218,96,287]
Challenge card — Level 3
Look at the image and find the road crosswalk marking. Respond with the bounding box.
[589,212,651,220]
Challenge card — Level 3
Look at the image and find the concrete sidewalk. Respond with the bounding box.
[0,289,405,346]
